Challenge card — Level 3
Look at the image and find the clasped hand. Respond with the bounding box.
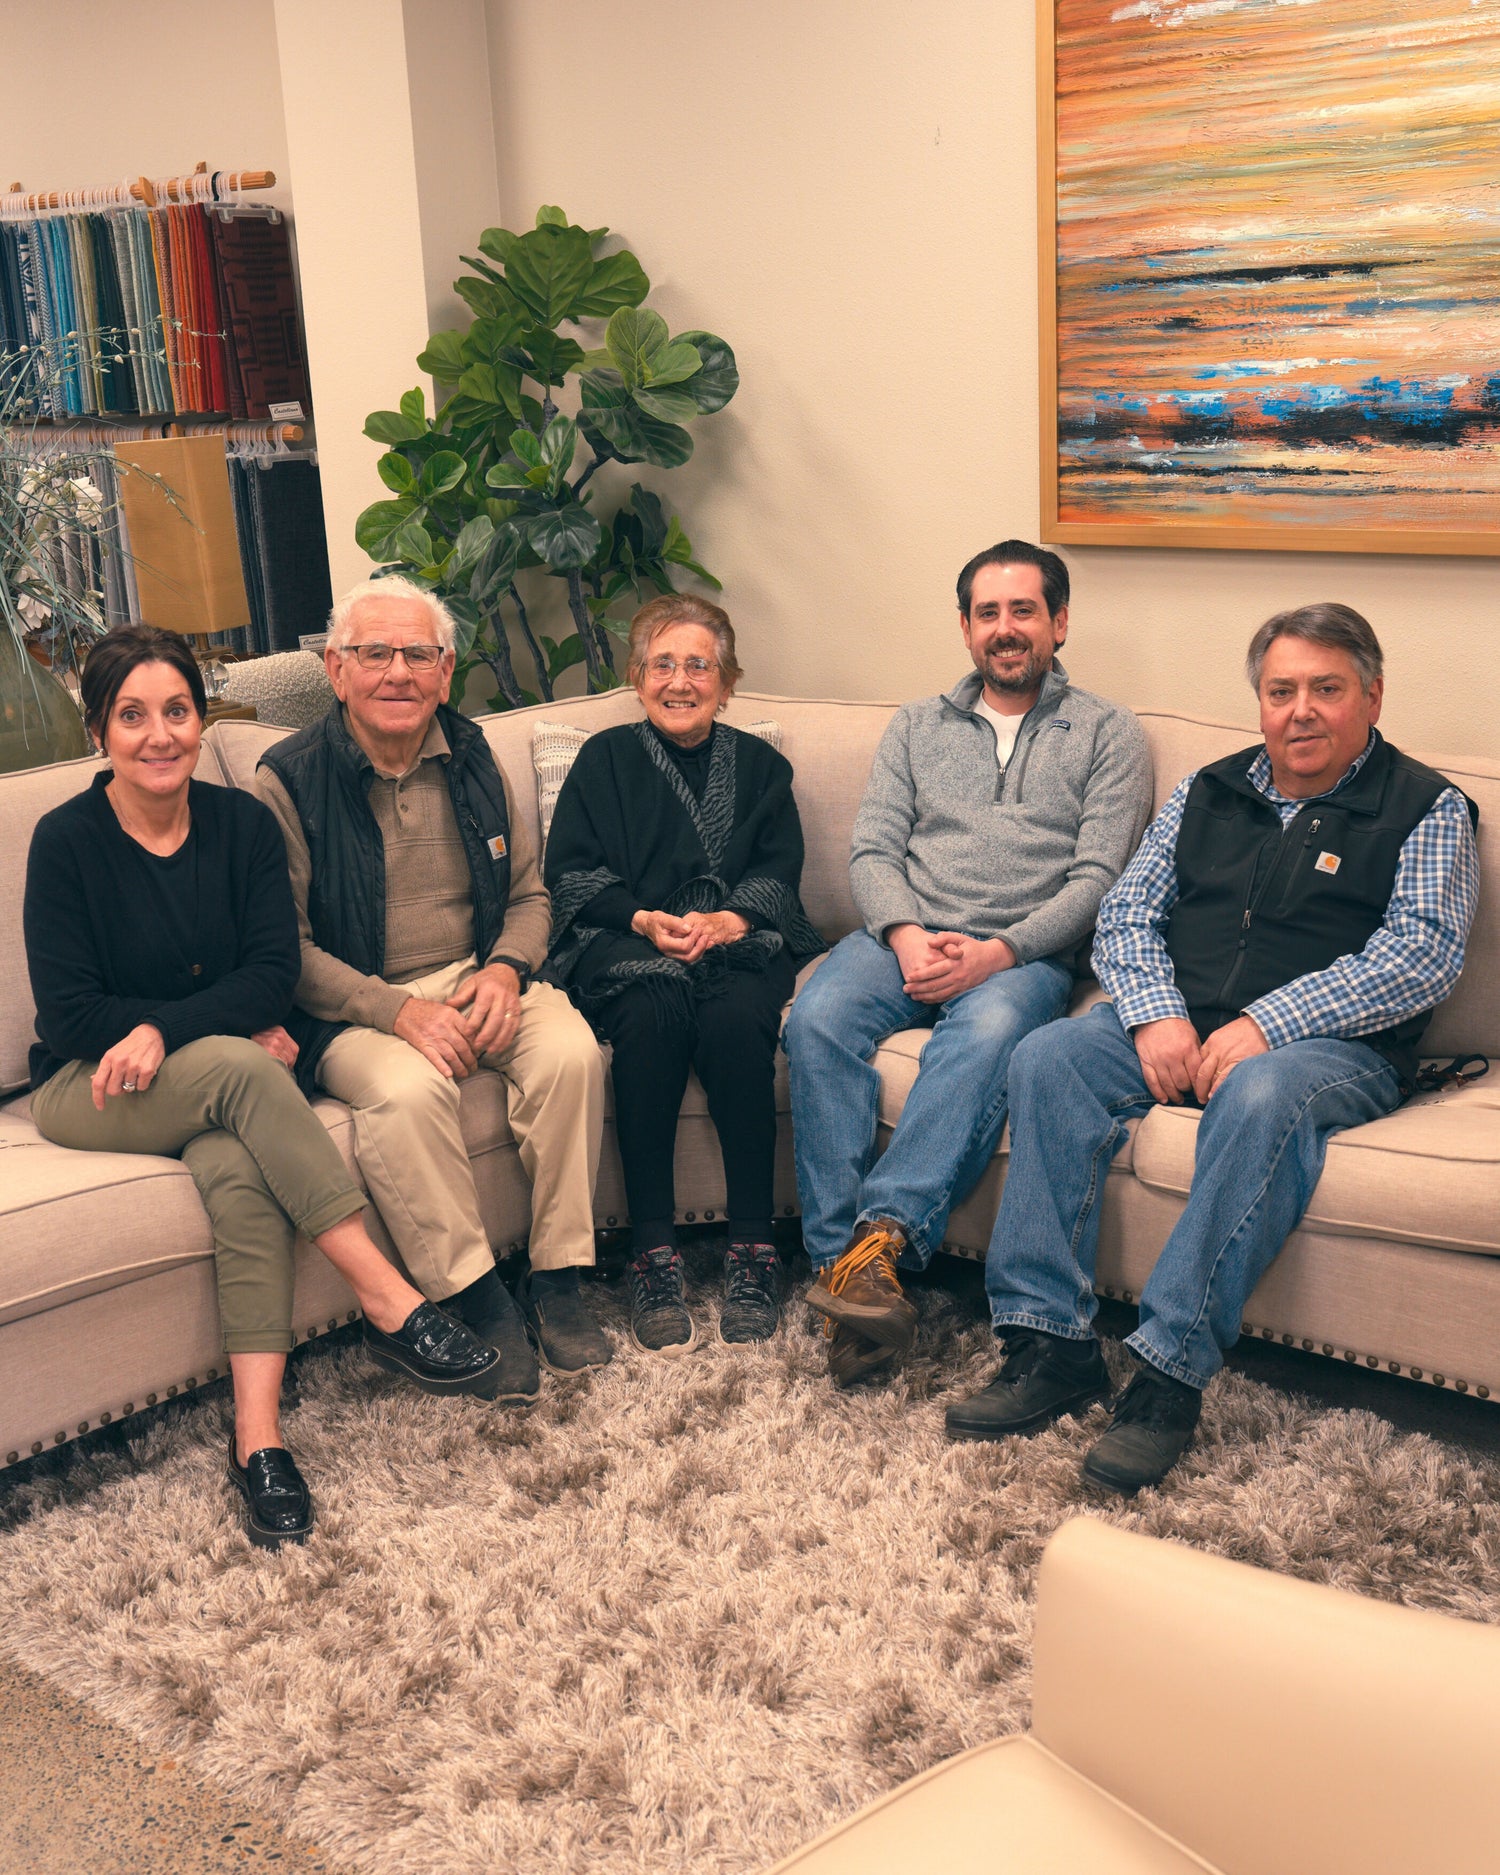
[632,908,750,963]
[1133,1013,1268,1106]
[393,962,523,1080]
[888,925,1016,1004]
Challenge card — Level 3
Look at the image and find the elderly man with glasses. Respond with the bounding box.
[252,577,609,1398]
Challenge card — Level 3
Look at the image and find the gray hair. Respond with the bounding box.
[1245,603,1383,694]
[327,575,457,653]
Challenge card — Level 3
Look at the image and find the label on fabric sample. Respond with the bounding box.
[268,400,306,421]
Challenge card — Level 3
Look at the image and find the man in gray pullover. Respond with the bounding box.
[785,540,1153,1385]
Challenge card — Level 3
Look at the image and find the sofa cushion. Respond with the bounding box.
[0,1096,362,1325]
[1129,1073,1500,1256]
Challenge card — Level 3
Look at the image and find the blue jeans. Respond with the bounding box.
[785,929,1072,1271]
[984,1003,1404,1388]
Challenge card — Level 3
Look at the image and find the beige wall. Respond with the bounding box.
[3,0,292,216]
[485,1,1499,758]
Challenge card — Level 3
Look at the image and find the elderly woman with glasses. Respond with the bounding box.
[545,594,824,1355]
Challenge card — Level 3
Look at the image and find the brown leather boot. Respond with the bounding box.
[805,1219,918,1352]
[827,1323,898,1388]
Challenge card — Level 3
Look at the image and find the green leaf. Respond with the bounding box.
[535,204,568,228]
[547,635,586,681]
[526,506,604,570]
[448,514,495,579]
[540,415,578,492]
[468,309,530,359]
[364,408,427,445]
[634,385,701,424]
[392,521,434,566]
[454,275,523,323]
[455,363,523,420]
[377,452,416,494]
[484,459,534,489]
[477,226,522,267]
[515,329,585,387]
[605,307,668,389]
[419,450,467,497]
[629,485,669,554]
[580,371,694,468]
[355,498,419,557]
[643,339,702,388]
[505,224,594,326]
[676,330,739,412]
[509,428,544,469]
[417,329,469,383]
[572,250,650,318]
[400,387,426,426]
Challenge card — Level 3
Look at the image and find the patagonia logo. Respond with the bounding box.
[1314,851,1341,876]
[1050,718,1071,731]
[488,833,508,861]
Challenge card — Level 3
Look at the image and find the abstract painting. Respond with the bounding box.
[1040,0,1500,554]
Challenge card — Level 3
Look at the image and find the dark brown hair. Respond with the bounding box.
[626,593,742,689]
[80,624,207,749]
[956,540,1070,620]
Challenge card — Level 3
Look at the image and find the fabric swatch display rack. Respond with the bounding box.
[2,165,330,656]
[0,166,310,422]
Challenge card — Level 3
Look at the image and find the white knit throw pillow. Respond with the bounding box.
[531,717,783,854]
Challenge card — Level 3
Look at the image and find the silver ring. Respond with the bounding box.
[122,1081,137,1092]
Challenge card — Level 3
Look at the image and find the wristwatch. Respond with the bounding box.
[493,955,531,995]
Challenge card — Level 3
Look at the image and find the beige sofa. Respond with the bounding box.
[2,689,1497,1466]
[765,1514,1500,1874]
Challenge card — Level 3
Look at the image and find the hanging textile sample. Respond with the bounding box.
[208,211,311,418]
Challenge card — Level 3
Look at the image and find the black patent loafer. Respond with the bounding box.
[364,1301,504,1398]
[227,1436,313,1550]
[945,1329,1111,1441]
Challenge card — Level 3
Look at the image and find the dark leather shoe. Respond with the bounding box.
[804,1220,917,1352]
[1082,1365,1202,1495]
[364,1301,503,1398]
[945,1329,1111,1440]
[226,1436,312,1550]
[518,1271,613,1373]
[466,1281,541,1404]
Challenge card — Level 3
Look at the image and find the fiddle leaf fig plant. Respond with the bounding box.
[357,208,737,710]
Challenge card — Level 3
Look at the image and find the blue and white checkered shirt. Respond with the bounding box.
[1092,734,1480,1047]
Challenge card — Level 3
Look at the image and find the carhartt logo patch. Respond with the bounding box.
[488,834,508,861]
[1314,851,1341,875]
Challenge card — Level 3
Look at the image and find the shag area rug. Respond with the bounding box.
[2,1237,1499,1875]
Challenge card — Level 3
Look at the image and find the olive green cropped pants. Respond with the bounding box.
[31,1035,365,1354]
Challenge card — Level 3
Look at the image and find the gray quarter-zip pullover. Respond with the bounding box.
[850,661,1153,966]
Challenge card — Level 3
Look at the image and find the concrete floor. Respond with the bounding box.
[0,1655,338,1875]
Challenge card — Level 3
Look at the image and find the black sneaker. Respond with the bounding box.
[944,1329,1111,1441]
[719,1244,783,1343]
[364,1301,503,1398]
[226,1435,313,1550]
[516,1270,612,1375]
[1082,1365,1203,1495]
[629,1247,697,1355]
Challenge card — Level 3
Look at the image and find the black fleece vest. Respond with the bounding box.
[1165,734,1473,1086]
[258,702,512,1090]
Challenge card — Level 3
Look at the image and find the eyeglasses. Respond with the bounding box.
[644,655,718,681]
[341,642,446,670]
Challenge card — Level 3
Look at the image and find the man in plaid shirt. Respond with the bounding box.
[947,603,1480,1493]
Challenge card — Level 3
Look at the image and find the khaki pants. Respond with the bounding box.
[31,1036,364,1354]
[316,963,603,1298]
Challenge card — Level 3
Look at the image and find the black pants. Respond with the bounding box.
[595,955,795,1248]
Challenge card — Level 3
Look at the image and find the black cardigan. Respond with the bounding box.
[24,772,300,1089]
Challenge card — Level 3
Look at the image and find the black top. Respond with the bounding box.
[580,724,717,932]
[23,772,300,1088]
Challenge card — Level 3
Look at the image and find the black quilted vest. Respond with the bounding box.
[258,702,512,1091]
[1165,733,1474,1087]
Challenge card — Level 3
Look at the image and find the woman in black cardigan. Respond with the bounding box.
[23,626,501,1549]
[546,595,824,1354]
